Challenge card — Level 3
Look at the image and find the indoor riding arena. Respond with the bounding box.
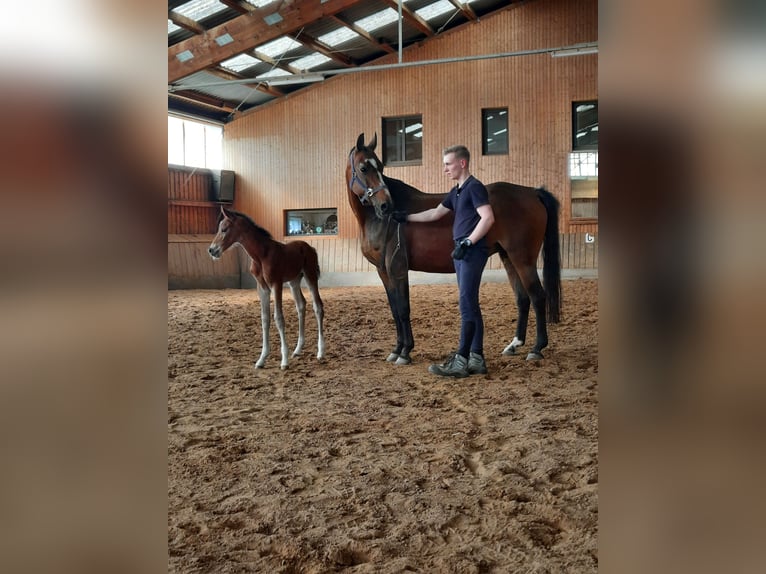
[168,0,598,572]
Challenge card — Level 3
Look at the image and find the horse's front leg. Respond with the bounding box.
[255,284,271,368]
[272,282,290,370]
[287,279,306,358]
[377,269,405,363]
[390,279,413,365]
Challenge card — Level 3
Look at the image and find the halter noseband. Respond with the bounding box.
[348,148,388,205]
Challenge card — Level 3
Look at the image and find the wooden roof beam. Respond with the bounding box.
[329,15,396,54]
[168,11,205,35]
[288,32,356,67]
[380,0,434,38]
[447,0,477,21]
[169,0,363,83]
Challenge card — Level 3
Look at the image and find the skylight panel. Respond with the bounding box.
[168,20,181,35]
[173,0,228,22]
[291,53,331,71]
[220,54,262,72]
[355,8,399,32]
[244,0,276,7]
[256,37,302,58]
[318,27,360,48]
[416,0,455,20]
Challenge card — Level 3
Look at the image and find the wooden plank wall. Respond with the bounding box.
[167,0,598,287]
[168,166,220,234]
[221,0,597,242]
[167,232,597,289]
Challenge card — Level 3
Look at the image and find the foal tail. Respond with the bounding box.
[537,187,561,323]
[304,243,322,282]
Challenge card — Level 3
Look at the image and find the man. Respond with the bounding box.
[398,145,495,377]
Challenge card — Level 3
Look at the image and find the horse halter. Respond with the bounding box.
[348,148,388,205]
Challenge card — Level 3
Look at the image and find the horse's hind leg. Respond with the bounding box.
[304,277,325,360]
[517,265,549,360]
[288,278,306,358]
[271,282,290,370]
[499,255,531,356]
[255,283,271,368]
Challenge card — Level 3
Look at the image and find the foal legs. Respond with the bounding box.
[255,283,272,368]
[304,278,325,360]
[271,282,290,370]
[287,278,307,359]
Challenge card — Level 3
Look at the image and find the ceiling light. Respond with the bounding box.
[176,50,194,63]
[215,33,234,46]
[267,74,324,86]
[551,46,598,58]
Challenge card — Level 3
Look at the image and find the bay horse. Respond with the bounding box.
[208,206,325,370]
[346,133,561,364]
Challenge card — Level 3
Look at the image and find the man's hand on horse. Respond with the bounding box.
[451,238,472,260]
[391,211,408,223]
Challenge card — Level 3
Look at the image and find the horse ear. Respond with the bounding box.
[369,132,377,151]
[356,133,365,151]
[221,206,233,220]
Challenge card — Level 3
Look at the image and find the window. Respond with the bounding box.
[382,116,422,165]
[570,101,598,219]
[286,209,338,236]
[482,108,508,155]
[168,115,222,169]
[573,101,598,150]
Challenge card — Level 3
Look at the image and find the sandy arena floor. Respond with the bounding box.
[168,279,598,573]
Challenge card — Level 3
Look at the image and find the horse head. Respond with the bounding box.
[208,206,240,259]
[347,132,393,219]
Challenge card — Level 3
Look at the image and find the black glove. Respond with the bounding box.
[391,211,408,223]
[451,238,472,260]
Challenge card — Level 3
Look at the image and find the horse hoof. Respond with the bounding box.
[255,363,265,369]
[395,356,412,366]
[280,364,289,370]
[386,352,400,362]
[526,352,543,361]
[502,346,517,356]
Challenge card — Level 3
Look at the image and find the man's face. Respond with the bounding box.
[443,152,464,180]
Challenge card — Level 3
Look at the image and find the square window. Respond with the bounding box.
[285,209,338,236]
[482,108,508,155]
[382,116,423,165]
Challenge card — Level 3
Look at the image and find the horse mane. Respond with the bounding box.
[226,209,274,240]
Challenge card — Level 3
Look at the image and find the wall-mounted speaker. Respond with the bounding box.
[210,170,235,202]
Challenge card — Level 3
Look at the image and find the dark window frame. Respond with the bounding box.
[382,115,423,166]
[572,100,598,150]
[481,107,509,155]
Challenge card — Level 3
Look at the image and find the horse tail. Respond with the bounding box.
[537,187,561,323]
[306,243,321,280]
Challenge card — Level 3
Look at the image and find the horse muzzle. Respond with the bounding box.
[208,245,222,259]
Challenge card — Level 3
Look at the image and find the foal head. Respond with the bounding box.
[208,206,253,259]
[347,132,393,219]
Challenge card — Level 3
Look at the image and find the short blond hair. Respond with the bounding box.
[443,145,470,165]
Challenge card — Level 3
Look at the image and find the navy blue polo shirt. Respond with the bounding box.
[441,175,490,242]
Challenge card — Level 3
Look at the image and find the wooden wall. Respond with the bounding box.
[168,166,221,234]
[168,0,598,287]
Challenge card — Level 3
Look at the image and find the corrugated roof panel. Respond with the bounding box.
[416,0,455,20]
[220,54,263,73]
[172,0,228,22]
[317,27,361,48]
[355,8,400,33]
[256,36,303,58]
[168,19,181,34]
[291,53,332,71]
[176,71,273,109]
